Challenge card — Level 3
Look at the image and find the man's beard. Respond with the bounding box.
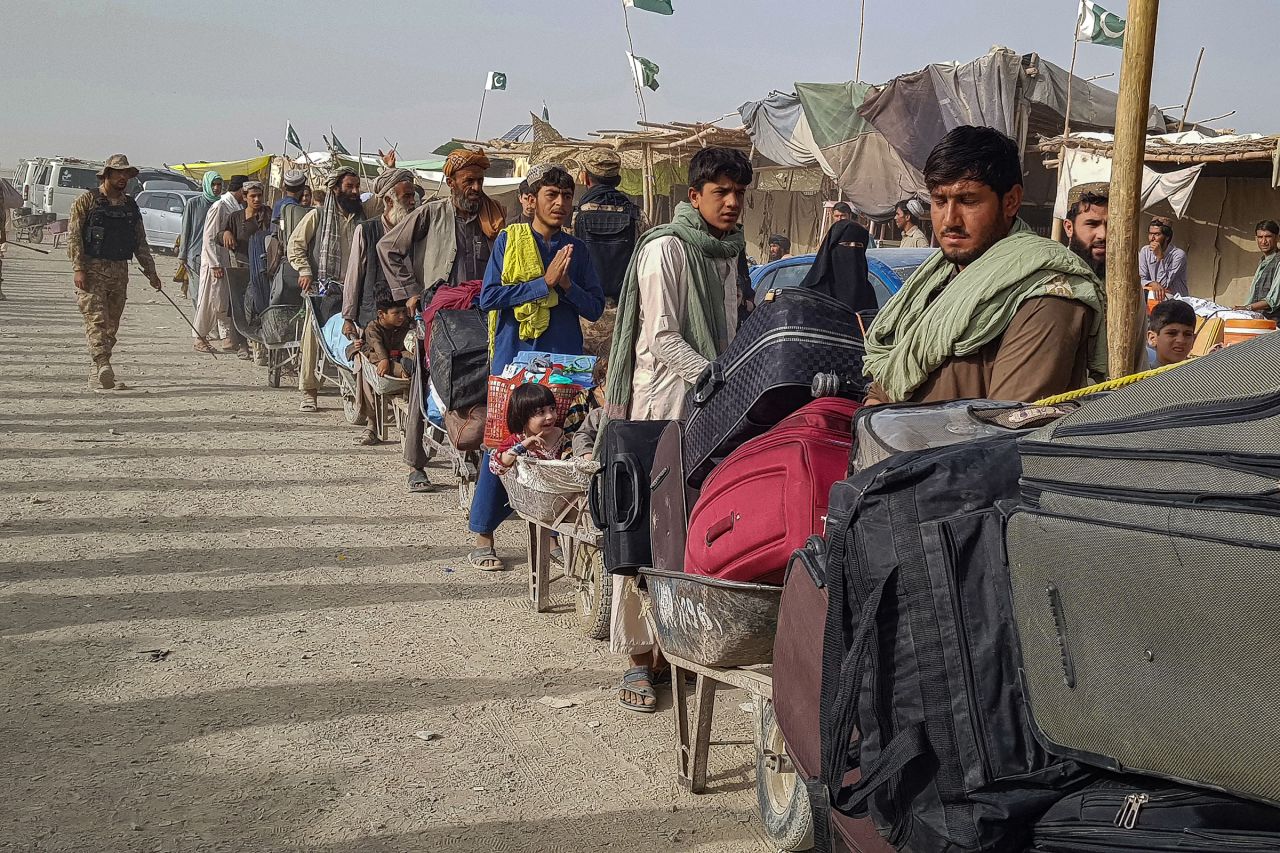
[1069,233,1107,277]
[939,229,1005,268]
[386,198,414,227]
[453,190,481,215]
[338,194,363,214]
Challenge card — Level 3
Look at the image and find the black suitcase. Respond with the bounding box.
[818,436,1088,853]
[588,420,668,576]
[1032,775,1280,852]
[681,287,871,488]
[648,421,697,573]
[1006,334,1280,807]
[428,309,488,410]
[769,537,894,853]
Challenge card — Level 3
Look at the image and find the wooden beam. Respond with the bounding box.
[1106,0,1161,379]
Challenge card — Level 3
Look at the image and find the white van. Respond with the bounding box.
[11,158,47,209]
[29,158,103,219]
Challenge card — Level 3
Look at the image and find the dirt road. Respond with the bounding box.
[0,246,773,852]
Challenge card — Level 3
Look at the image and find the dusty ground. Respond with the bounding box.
[0,246,773,852]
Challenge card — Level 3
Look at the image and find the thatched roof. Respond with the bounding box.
[1039,133,1279,164]
[454,114,753,170]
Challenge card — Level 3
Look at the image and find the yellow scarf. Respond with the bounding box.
[490,223,559,360]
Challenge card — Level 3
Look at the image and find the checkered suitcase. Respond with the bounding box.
[681,287,870,489]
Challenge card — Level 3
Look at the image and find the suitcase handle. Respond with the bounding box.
[612,453,643,531]
[691,362,725,407]
[588,468,606,529]
[704,512,736,547]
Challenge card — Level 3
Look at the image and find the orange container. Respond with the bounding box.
[1223,318,1277,347]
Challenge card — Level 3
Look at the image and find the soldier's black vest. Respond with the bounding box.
[573,184,640,301]
[83,192,141,261]
[358,218,388,327]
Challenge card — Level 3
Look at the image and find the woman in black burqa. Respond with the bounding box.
[798,219,878,315]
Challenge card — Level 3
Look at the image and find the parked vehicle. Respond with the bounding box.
[750,247,936,306]
[136,189,200,252]
[11,158,47,208]
[129,170,198,195]
[28,158,103,219]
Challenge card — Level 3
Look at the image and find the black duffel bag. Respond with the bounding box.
[428,309,488,411]
[816,435,1089,853]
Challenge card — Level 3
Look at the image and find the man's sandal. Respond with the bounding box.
[467,547,506,572]
[193,339,216,354]
[618,666,659,714]
[299,394,318,413]
[407,470,435,493]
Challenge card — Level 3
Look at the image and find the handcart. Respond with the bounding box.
[228,269,303,388]
[640,567,811,851]
[505,457,613,640]
[393,354,481,515]
[306,294,365,424]
[11,209,54,245]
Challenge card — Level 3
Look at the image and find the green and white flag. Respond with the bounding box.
[624,0,674,14]
[1076,0,1126,48]
[330,134,350,156]
[286,121,303,152]
[486,71,507,91]
[628,53,660,92]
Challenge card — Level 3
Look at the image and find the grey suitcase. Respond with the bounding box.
[1006,332,1280,806]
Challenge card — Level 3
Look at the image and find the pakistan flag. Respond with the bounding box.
[1076,0,1126,48]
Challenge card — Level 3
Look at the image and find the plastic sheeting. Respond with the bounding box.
[793,81,927,219]
[1053,147,1203,220]
[172,155,272,181]
[738,91,830,172]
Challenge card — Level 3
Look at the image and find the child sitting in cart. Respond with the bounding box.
[349,297,413,446]
[565,355,608,458]
[490,383,571,476]
[349,297,413,378]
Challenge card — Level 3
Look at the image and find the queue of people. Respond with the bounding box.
[54,128,1279,717]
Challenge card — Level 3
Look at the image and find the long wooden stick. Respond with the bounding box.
[855,0,867,81]
[1178,47,1205,133]
[1106,0,1161,378]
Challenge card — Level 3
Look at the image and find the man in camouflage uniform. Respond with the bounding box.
[68,154,163,390]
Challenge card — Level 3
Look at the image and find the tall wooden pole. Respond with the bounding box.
[1178,47,1205,133]
[475,89,488,141]
[855,0,867,81]
[1106,0,1160,378]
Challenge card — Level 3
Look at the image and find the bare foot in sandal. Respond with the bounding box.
[619,666,658,713]
[299,392,318,413]
[468,534,507,571]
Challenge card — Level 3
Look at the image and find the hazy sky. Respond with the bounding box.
[2,0,1274,170]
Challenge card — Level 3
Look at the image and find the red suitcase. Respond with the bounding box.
[684,398,858,585]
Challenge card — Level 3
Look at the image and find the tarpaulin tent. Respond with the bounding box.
[737,91,830,172]
[792,81,927,219]
[172,156,272,182]
[858,47,1165,173]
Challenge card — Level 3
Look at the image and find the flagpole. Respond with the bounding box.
[1052,15,1083,242]
[621,1,648,122]
[854,0,866,82]
[476,88,489,141]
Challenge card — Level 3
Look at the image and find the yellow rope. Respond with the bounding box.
[1032,361,1187,406]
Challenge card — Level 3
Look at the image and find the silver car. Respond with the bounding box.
[136,189,199,253]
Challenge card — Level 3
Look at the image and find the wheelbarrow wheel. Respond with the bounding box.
[28,224,44,245]
[267,351,282,388]
[342,393,368,426]
[572,542,612,641]
[756,698,813,852]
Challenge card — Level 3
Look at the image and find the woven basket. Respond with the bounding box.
[504,457,599,525]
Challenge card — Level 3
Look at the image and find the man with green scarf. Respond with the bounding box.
[603,146,751,713]
[864,126,1107,405]
[604,147,750,422]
